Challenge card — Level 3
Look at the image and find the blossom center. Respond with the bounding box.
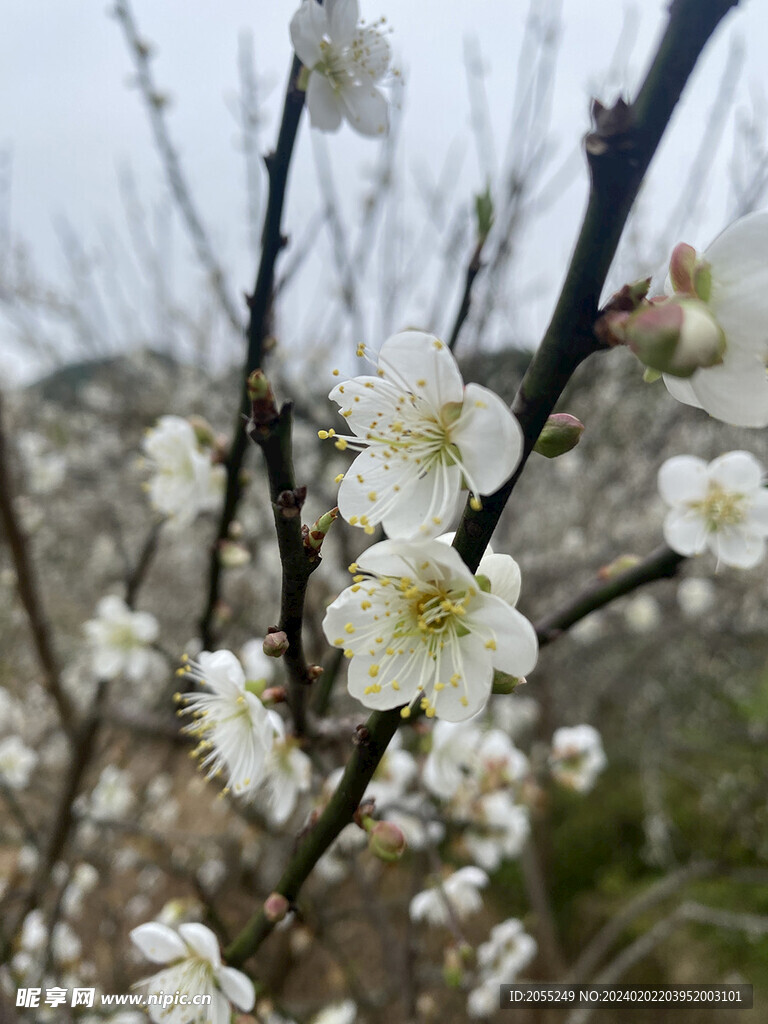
[689,482,748,531]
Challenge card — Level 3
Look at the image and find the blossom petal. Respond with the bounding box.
[217,965,256,1011]
[470,594,539,677]
[178,923,221,968]
[306,71,343,132]
[289,0,326,67]
[707,450,763,493]
[357,538,474,586]
[209,990,232,1024]
[130,923,186,964]
[196,650,247,699]
[706,211,768,353]
[689,349,768,427]
[327,0,359,45]
[347,651,418,710]
[710,528,765,569]
[746,489,768,536]
[450,383,523,495]
[429,633,493,722]
[663,508,708,556]
[339,82,389,136]
[380,459,463,539]
[377,331,464,410]
[663,373,703,410]
[657,455,708,506]
[479,553,521,606]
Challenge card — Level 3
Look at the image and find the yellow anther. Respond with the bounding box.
[433,339,444,349]
[332,368,340,376]
[318,430,330,439]
[470,496,483,511]
[342,410,353,418]
[344,649,354,659]
[360,515,369,525]
[417,379,426,387]
[334,637,344,646]
[368,665,380,677]
[460,696,469,707]
[434,682,445,691]
[485,639,497,650]
[353,574,365,583]
[364,525,375,535]
[392,680,400,690]
[432,517,442,525]
[368,491,377,502]
[400,706,411,718]
[351,584,361,593]
[361,600,372,610]
[345,623,356,634]
[349,516,359,525]
[334,473,344,483]
[335,439,348,451]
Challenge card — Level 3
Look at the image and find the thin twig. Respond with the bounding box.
[535,545,685,646]
[113,0,244,335]
[564,860,716,983]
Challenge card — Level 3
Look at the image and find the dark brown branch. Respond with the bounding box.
[247,400,320,736]
[125,521,163,609]
[536,545,685,646]
[0,392,75,736]
[447,236,486,352]
[200,55,306,651]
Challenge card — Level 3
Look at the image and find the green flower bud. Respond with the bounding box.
[533,413,585,458]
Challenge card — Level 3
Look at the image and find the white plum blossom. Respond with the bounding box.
[423,720,483,800]
[658,451,768,569]
[290,0,390,137]
[323,538,538,722]
[83,596,159,682]
[130,921,255,1024]
[326,331,524,539]
[468,918,537,1018]
[142,415,225,527]
[662,212,768,426]
[177,651,276,800]
[550,725,607,794]
[0,735,38,789]
[409,866,489,927]
[89,765,135,821]
[463,791,530,872]
[423,721,529,802]
[258,714,313,826]
[677,576,716,618]
[313,1001,357,1024]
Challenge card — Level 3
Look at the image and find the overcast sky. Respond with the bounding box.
[1,1,766,383]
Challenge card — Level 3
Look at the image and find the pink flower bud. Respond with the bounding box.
[624,297,725,377]
[533,413,585,459]
[263,892,290,923]
[669,243,712,302]
[262,631,289,658]
[368,820,406,862]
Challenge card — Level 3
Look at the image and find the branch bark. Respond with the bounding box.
[200,55,306,651]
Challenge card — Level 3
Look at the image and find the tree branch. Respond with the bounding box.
[200,54,306,651]
[536,545,685,646]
